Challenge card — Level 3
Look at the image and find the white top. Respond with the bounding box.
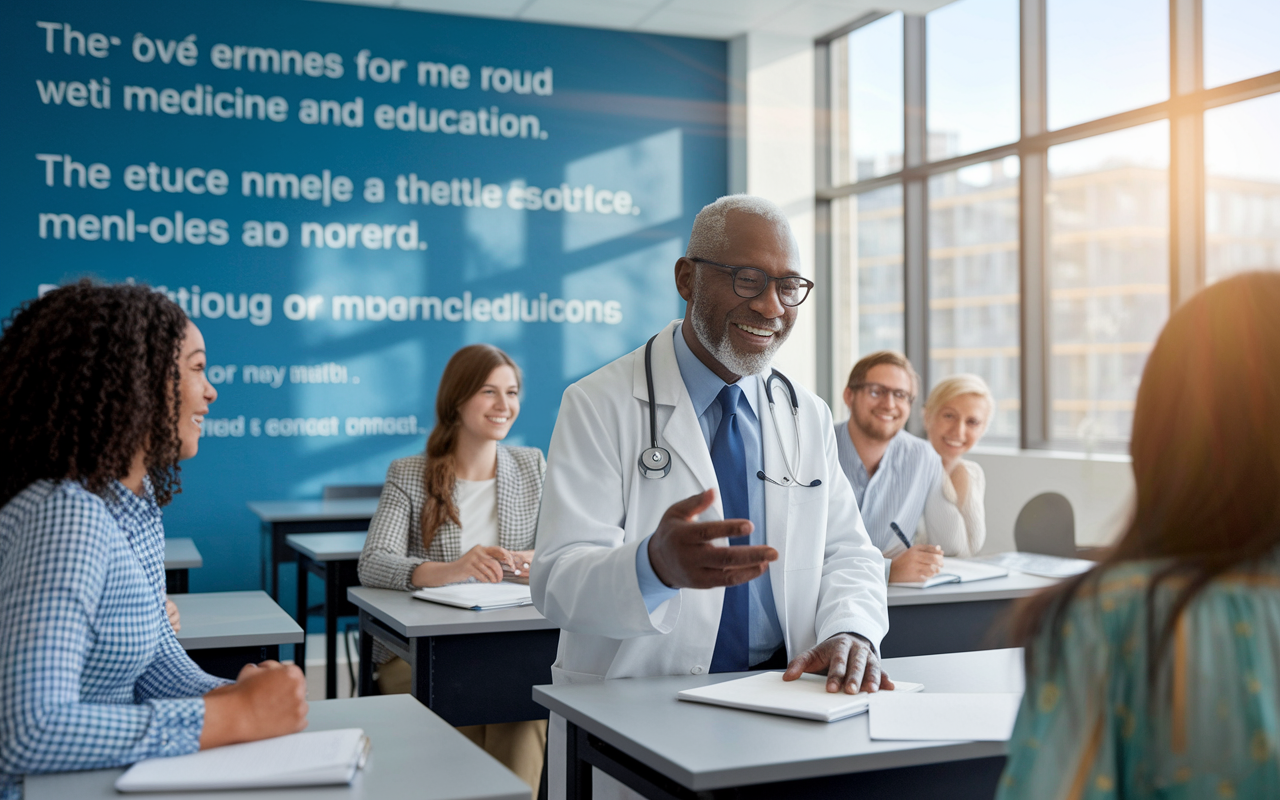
[916,459,986,558]
[455,477,499,552]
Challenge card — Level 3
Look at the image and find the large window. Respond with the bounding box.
[819,0,1280,451]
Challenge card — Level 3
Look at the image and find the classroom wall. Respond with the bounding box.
[967,448,1134,554]
[3,0,728,599]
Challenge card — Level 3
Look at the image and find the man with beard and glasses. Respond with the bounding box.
[835,352,965,584]
[532,195,890,800]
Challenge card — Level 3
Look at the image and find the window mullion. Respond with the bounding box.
[1020,0,1048,449]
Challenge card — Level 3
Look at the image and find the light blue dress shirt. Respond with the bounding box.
[834,424,942,553]
[635,327,785,666]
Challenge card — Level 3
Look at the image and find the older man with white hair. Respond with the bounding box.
[532,195,891,798]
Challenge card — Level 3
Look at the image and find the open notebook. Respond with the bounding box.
[413,582,533,610]
[115,728,369,793]
[677,671,924,722]
[890,557,1009,589]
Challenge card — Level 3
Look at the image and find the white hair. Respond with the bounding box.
[685,195,794,259]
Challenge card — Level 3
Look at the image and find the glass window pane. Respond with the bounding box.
[926,0,1020,161]
[835,13,903,183]
[832,185,904,381]
[928,157,1021,443]
[1047,122,1170,448]
[1204,0,1280,89]
[1205,93,1280,284]
[1047,0,1168,131]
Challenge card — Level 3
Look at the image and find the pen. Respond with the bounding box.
[890,521,912,551]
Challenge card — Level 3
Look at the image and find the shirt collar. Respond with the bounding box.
[672,323,760,421]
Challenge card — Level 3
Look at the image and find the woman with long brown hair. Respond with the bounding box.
[358,343,545,795]
[997,272,1280,798]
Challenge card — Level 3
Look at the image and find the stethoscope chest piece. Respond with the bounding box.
[638,446,671,480]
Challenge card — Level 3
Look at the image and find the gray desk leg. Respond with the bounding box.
[325,561,340,699]
[294,554,309,675]
[565,721,592,800]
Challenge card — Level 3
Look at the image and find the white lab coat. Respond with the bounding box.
[531,319,889,682]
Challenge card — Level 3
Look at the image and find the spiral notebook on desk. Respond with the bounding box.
[115,728,369,792]
[889,558,1009,589]
[412,582,533,610]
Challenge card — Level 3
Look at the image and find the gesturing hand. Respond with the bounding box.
[783,633,894,694]
[647,489,777,589]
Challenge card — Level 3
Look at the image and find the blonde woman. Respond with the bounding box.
[357,343,546,795]
[917,374,992,557]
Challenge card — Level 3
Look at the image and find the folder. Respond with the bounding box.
[677,671,924,722]
[115,728,369,793]
[889,557,1009,588]
[412,582,533,610]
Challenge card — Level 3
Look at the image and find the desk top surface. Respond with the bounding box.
[887,570,1058,606]
[287,532,368,561]
[534,647,1025,791]
[24,694,531,800]
[349,586,557,638]
[171,590,304,650]
[162,537,203,570]
[248,498,380,522]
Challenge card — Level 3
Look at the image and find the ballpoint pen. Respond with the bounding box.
[890,521,912,551]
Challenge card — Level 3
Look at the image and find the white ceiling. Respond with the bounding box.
[312,0,954,40]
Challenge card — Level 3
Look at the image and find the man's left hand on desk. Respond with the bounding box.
[782,633,893,695]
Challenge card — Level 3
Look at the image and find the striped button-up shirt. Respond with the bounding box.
[834,424,943,555]
[0,479,227,799]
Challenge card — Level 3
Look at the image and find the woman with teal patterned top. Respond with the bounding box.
[998,271,1280,800]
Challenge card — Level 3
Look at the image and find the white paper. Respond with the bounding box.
[115,728,367,792]
[868,693,1022,741]
[413,582,533,610]
[977,551,1094,579]
[677,671,924,722]
[889,558,1009,588]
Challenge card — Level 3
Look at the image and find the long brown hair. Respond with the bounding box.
[420,344,521,549]
[1015,271,1280,675]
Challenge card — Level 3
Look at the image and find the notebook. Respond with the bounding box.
[412,582,533,610]
[976,551,1095,579]
[868,692,1022,741]
[115,728,369,793]
[677,671,924,722]
[889,557,1009,588]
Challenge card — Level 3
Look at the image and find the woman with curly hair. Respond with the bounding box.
[0,281,307,800]
[358,343,546,796]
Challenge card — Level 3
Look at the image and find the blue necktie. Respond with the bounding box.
[709,384,751,673]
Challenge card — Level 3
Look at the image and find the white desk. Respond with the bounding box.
[247,499,379,602]
[172,590,304,680]
[883,571,1058,657]
[349,586,559,727]
[286,532,367,699]
[162,537,202,593]
[24,695,531,800]
[534,648,1024,800]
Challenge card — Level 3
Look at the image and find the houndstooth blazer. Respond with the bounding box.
[357,445,546,593]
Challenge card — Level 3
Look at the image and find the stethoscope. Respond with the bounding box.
[638,333,821,488]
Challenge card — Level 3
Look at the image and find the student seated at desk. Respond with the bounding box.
[999,272,1280,799]
[916,374,992,558]
[0,282,307,800]
[358,343,546,795]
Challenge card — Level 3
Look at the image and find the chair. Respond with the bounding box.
[322,484,384,500]
[1014,492,1077,558]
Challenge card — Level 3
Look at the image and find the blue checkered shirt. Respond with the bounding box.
[0,479,228,799]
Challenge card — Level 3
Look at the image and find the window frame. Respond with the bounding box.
[815,0,1280,450]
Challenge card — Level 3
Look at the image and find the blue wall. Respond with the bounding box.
[2,0,726,597]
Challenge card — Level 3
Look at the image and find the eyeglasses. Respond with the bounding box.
[851,382,915,404]
[689,257,814,307]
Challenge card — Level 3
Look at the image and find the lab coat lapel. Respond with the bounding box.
[757,372,794,649]
[630,321,720,512]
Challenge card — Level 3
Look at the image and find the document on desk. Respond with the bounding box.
[677,671,924,722]
[976,551,1095,579]
[868,693,1022,741]
[115,728,369,792]
[889,557,1009,588]
[413,582,533,610]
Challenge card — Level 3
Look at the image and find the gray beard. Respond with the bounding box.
[689,289,786,378]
